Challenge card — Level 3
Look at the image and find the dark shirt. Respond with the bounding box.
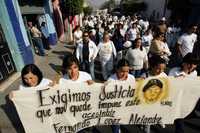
[82,41,89,62]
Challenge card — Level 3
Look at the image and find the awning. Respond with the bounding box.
[20,5,45,15]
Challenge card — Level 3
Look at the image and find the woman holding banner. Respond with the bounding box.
[141,55,167,78]
[108,58,136,133]
[60,54,93,85]
[19,64,52,90]
[8,64,52,133]
[60,54,94,133]
[140,55,167,133]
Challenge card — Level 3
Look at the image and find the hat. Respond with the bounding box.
[143,79,163,92]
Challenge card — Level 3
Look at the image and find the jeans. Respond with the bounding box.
[112,125,120,133]
[130,69,143,78]
[101,58,113,80]
[33,37,45,56]
[80,60,95,80]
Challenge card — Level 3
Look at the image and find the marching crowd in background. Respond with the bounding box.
[15,13,200,133]
[73,14,200,81]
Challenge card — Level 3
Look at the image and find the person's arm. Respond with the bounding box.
[125,50,134,71]
[85,73,94,85]
[143,52,149,70]
[111,41,117,58]
[150,40,165,55]
[176,36,184,56]
[97,42,102,56]
[163,43,171,56]
[91,41,98,60]
[86,80,94,85]
[76,44,81,62]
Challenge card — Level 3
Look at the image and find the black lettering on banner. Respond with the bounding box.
[98,101,122,109]
[82,108,115,121]
[38,88,51,107]
[99,85,135,101]
[161,101,172,107]
[53,122,68,133]
[37,89,91,107]
[36,109,52,123]
[53,120,90,133]
[129,113,162,125]
[104,118,121,125]
[55,105,67,114]
[70,101,91,116]
[125,97,140,106]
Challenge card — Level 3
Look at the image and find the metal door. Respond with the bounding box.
[0,24,16,82]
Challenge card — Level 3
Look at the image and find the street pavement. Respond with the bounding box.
[0,42,176,133]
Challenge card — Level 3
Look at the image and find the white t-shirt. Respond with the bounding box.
[74,30,83,43]
[177,33,197,57]
[60,71,92,83]
[128,28,138,41]
[125,48,148,70]
[98,41,116,61]
[141,72,168,78]
[162,42,171,56]
[142,34,153,47]
[168,67,197,78]
[88,20,94,28]
[19,78,52,90]
[108,73,135,84]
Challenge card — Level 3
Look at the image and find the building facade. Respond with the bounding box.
[0,0,58,85]
[0,0,34,84]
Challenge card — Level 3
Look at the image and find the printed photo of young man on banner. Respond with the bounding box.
[135,78,169,104]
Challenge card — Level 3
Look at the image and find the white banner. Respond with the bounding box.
[12,78,200,133]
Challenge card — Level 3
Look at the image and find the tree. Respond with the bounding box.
[167,0,192,24]
[100,0,116,12]
[83,6,93,15]
[121,0,147,16]
[61,0,84,16]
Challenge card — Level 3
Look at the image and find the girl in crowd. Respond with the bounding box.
[126,38,148,78]
[108,58,135,82]
[141,55,167,78]
[168,53,198,78]
[98,32,117,80]
[19,64,52,90]
[108,59,135,133]
[60,54,93,84]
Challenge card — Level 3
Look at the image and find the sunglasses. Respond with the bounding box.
[83,35,89,37]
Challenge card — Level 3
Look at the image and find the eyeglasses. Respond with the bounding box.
[83,35,89,37]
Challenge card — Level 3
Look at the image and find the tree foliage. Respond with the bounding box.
[61,0,84,16]
[121,0,147,16]
[83,6,93,15]
[100,0,116,11]
[167,0,192,22]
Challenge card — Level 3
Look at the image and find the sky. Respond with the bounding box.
[87,0,107,9]
[87,0,121,9]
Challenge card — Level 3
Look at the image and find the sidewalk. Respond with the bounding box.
[0,42,74,133]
